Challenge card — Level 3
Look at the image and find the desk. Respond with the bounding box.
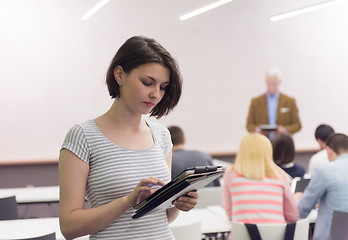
[0,186,59,204]
[0,217,88,240]
[0,207,229,240]
[170,205,231,235]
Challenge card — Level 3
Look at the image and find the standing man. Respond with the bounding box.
[297,133,348,240]
[168,125,221,187]
[246,67,301,139]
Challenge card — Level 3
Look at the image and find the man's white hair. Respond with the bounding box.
[266,67,284,81]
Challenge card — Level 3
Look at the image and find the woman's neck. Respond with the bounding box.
[97,100,144,131]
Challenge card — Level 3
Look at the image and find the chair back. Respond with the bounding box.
[170,219,202,240]
[0,195,18,220]
[195,186,223,208]
[231,218,309,240]
[330,210,348,240]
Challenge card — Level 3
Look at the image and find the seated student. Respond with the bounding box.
[308,124,334,176]
[223,133,299,223]
[272,133,305,178]
[297,133,348,240]
[168,125,220,187]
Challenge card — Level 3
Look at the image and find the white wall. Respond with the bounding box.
[1,0,348,161]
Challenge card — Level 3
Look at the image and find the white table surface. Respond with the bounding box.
[0,206,229,239]
[0,217,88,240]
[170,205,231,234]
[0,186,59,203]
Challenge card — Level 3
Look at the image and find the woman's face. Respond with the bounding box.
[116,63,170,115]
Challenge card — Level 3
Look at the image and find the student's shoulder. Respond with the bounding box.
[310,149,326,161]
[189,150,212,159]
[67,119,94,133]
[294,164,306,175]
[315,161,334,177]
[224,167,238,179]
[146,120,167,131]
[145,120,170,139]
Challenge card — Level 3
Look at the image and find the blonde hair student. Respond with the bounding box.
[233,133,278,180]
[223,133,299,223]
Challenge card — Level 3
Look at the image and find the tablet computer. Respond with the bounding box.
[290,177,311,193]
[260,124,278,131]
[132,166,225,219]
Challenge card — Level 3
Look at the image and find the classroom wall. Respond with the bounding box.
[0,151,314,189]
[1,0,348,162]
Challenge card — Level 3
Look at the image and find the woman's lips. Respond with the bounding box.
[144,102,154,107]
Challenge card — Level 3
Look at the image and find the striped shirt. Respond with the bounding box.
[61,119,174,240]
[223,170,299,224]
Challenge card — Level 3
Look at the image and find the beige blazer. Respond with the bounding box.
[246,93,301,134]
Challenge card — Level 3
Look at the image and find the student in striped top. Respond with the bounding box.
[223,133,299,224]
[59,36,199,240]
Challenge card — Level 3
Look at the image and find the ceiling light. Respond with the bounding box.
[82,0,110,21]
[179,0,235,21]
[270,0,341,22]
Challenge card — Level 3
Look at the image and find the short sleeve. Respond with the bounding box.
[163,127,173,159]
[61,124,90,164]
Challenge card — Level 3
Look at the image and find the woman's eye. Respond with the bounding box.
[160,85,168,91]
[142,81,152,86]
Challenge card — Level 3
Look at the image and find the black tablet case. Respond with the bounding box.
[132,166,225,219]
[260,124,278,131]
[293,178,310,193]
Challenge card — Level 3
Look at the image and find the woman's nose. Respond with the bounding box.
[150,86,161,98]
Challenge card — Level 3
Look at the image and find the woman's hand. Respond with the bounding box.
[173,191,199,211]
[126,177,165,207]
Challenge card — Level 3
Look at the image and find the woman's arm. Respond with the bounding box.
[223,170,233,220]
[59,149,163,239]
[277,168,300,222]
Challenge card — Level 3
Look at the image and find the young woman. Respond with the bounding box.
[223,133,299,224]
[59,36,198,240]
[272,133,305,178]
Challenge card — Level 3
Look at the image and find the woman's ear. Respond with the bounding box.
[114,66,124,85]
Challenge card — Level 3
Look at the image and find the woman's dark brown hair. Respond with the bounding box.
[272,133,295,165]
[106,36,182,119]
